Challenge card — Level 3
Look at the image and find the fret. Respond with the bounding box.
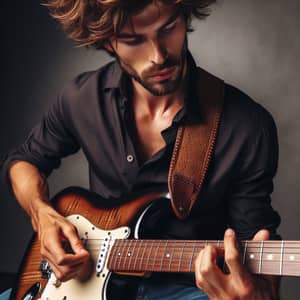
[188,241,197,272]
[171,241,181,272]
[109,239,120,270]
[117,240,126,270]
[280,240,284,275]
[125,239,133,270]
[139,240,148,271]
[242,241,248,265]
[153,240,162,270]
[259,240,264,274]
[145,240,154,271]
[169,241,176,272]
[178,242,186,272]
[133,240,142,270]
[160,240,169,271]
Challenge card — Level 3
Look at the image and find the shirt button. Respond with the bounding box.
[127,155,134,163]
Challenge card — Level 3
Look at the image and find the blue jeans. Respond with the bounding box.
[135,280,209,300]
[0,289,11,300]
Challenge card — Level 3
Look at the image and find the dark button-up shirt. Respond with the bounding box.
[2,53,280,242]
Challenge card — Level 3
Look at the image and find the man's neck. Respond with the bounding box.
[131,60,188,120]
[132,83,185,120]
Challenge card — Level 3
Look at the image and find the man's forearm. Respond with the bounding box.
[9,160,91,281]
[9,160,52,231]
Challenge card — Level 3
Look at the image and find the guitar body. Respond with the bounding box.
[12,187,161,300]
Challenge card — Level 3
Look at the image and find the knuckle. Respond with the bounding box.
[195,277,204,290]
[55,267,72,282]
[225,251,239,264]
[43,238,52,249]
[54,270,64,281]
[199,264,211,276]
[205,244,214,252]
[56,255,66,266]
[73,239,83,248]
[40,247,47,257]
[205,245,218,256]
[64,224,77,235]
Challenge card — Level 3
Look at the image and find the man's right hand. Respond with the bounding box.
[34,205,90,282]
[9,161,90,282]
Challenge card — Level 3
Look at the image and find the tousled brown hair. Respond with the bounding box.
[44,0,217,49]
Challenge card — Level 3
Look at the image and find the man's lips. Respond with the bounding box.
[149,66,176,81]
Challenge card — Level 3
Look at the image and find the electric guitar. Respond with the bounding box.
[12,187,299,300]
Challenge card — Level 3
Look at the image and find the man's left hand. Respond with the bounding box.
[194,229,279,300]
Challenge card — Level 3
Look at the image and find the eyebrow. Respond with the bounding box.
[117,10,181,39]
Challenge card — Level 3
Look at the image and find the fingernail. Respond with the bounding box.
[225,228,235,236]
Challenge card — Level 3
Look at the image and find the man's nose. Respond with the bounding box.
[149,39,168,65]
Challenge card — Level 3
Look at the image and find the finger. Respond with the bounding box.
[201,245,226,285]
[43,228,87,267]
[41,244,86,272]
[195,249,216,296]
[195,249,204,289]
[223,228,245,277]
[252,229,270,241]
[61,223,89,257]
[48,260,81,282]
[195,245,226,295]
[41,247,85,282]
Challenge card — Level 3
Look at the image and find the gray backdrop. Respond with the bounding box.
[1,0,299,298]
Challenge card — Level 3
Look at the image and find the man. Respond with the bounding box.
[1,0,281,299]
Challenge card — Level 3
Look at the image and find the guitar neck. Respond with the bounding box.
[107,239,300,276]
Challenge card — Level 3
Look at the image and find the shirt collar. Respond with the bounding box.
[101,50,200,120]
[101,60,124,90]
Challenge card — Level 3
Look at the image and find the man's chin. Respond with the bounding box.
[142,82,179,96]
[140,73,182,96]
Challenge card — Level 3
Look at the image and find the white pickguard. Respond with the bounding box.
[40,215,130,300]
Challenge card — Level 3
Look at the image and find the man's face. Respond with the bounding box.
[107,2,188,96]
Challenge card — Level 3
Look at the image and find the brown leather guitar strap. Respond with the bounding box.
[168,67,224,219]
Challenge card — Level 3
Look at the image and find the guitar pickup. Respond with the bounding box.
[96,235,111,274]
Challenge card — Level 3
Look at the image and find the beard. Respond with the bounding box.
[115,40,187,96]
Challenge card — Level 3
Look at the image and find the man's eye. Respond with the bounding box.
[161,23,176,34]
[121,39,143,46]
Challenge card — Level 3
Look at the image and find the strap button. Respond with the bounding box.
[178,206,185,212]
[127,155,134,163]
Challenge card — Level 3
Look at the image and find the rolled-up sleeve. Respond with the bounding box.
[1,89,80,189]
[226,109,281,240]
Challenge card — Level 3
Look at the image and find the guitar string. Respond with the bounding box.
[81,247,300,256]
[81,239,300,248]
[83,242,300,252]
[81,238,300,245]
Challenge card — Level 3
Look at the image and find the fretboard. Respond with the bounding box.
[107,239,300,276]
